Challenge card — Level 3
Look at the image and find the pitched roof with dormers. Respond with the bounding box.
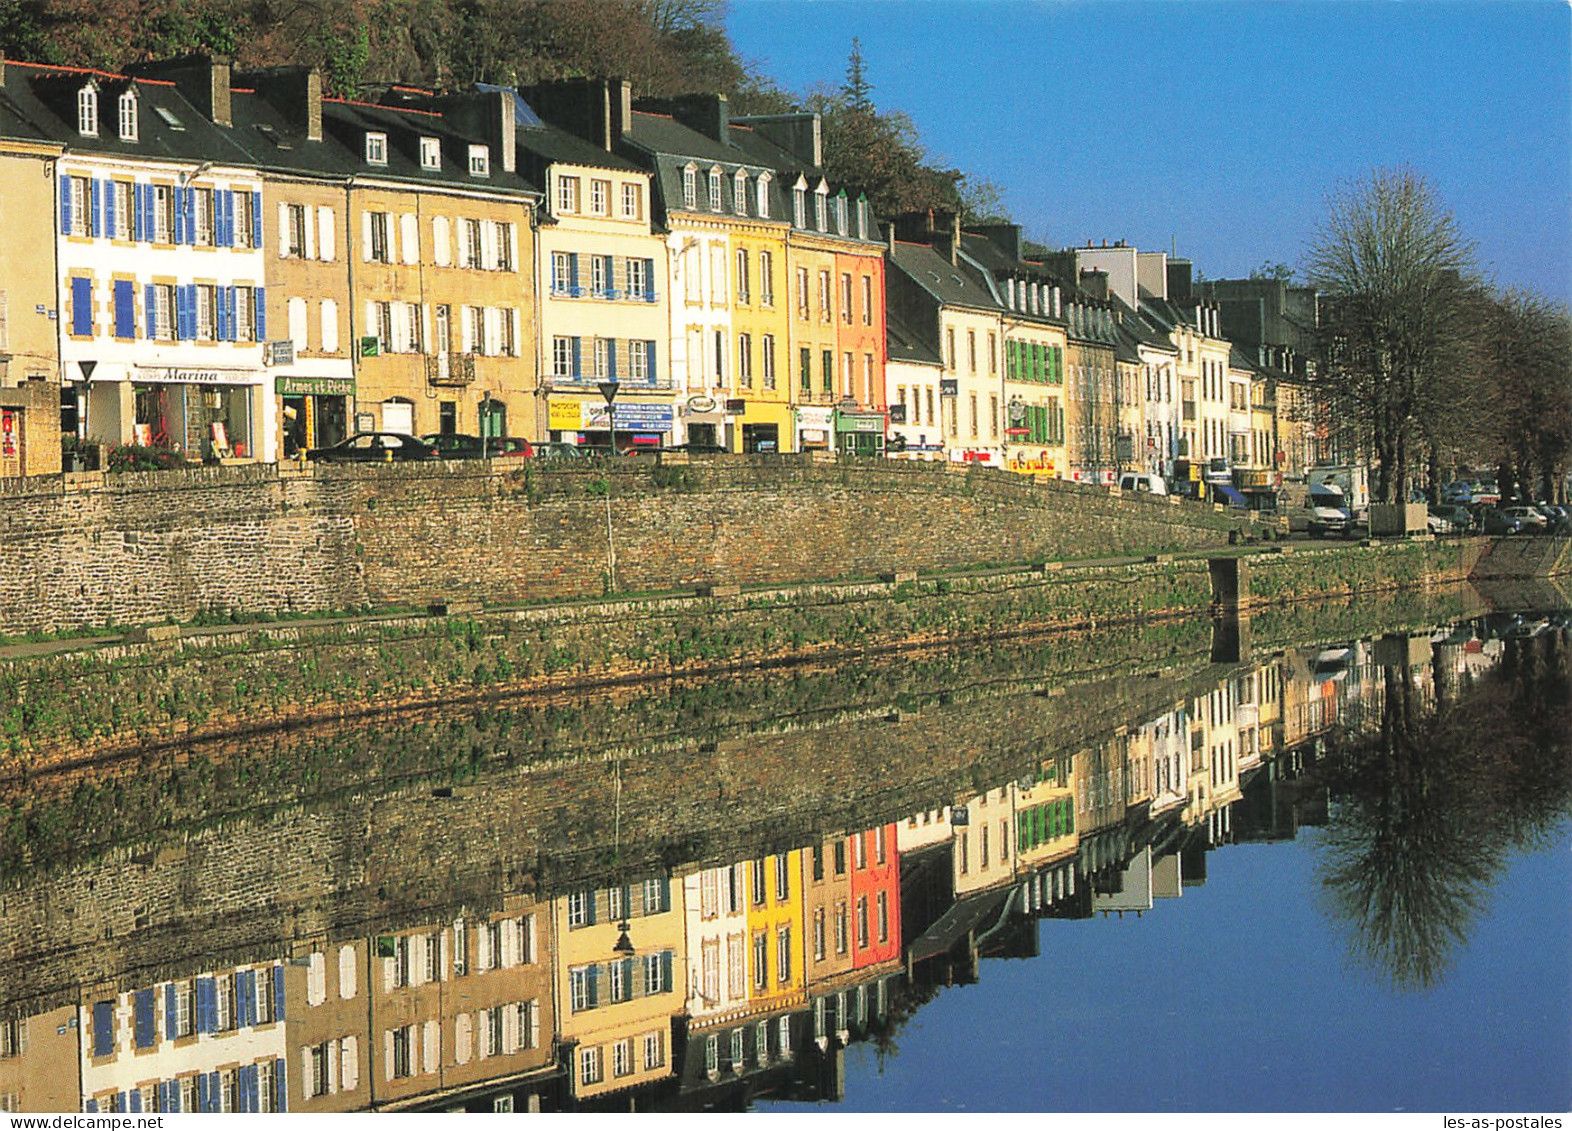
[887,239,999,312]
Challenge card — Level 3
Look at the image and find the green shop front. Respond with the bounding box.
[276,374,354,458]
[835,408,887,457]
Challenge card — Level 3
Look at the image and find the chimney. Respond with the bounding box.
[976,223,1021,262]
[128,55,232,127]
[526,78,631,151]
[1078,268,1109,301]
[1167,258,1193,302]
[238,66,322,141]
[730,112,821,166]
[637,93,730,145]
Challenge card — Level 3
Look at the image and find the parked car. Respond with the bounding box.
[1118,472,1169,496]
[307,432,440,462]
[1479,507,1526,536]
[1429,504,1474,532]
[533,441,590,459]
[1499,505,1548,532]
[420,433,534,459]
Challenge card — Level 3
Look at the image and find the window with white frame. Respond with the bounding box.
[591,255,609,297]
[551,252,572,295]
[607,955,627,1002]
[862,275,873,325]
[682,166,697,210]
[814,187,826,232]
[708,167,722,211]
[67,176,89,236]
[628,339,649,382]
[257,1060,276,1111]
[762,334,776,389]
[499,308,516,356]
[776,926,792,982]
[193,187,214,245]
[112,181,133,239]
[368,211,390,263]
[391,1026,413,1078]
[153,184,174,242]
[234,286,254,341]
[494,221,513,271]
[621,181,642,219]
[793,185,806,228]
[552,336,576,379]
[365,132,387,164]
[152,284,175,341]
[557,174,579,214]
[118,91,137,141]
[613,1038,633,1077]
[737,333,752,388]
[234,190,255,247]
[196,285,216,340]
[644,952,667,994]
[628,257,650,299]
[835,194,847,234]
[705,1035,719,1075]
[468,145,489,177]
[77,85,98,135]
[579,1046,602,1086]
[461,218,482,268]
[419,136,440,170]
[569,967,593,1012]
[757,1020,770,1064]
[733,169,748,215]
[467,305,485,353]
[778,1016,791,1057]
[735,248,750,303]
[729,1028,744,1068]
[590,178,609,215]
[757,173,771,218]
[643,878,665,913]
[642,1030,665,1070]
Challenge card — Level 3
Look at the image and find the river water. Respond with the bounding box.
[1,593,1568,1114]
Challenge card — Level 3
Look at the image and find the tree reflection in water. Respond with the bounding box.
[1318,630,1572,990]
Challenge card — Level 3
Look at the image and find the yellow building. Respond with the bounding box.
[0,1006,79,1113]
[0,128,64,476]
[743,851,807,1013]
[552,876,684,1103]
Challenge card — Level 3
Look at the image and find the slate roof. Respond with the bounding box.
[886,315,943,366]
[887,240,999,311]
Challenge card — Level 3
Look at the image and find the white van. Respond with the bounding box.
[1118,472,1169,496]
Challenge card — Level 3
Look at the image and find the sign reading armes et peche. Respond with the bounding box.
[275,376,356,397]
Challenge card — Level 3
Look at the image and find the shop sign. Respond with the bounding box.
[1007,451,1057,476]
[951,805,969,827]
[1,409,16,457]
[132,368,257,386]
[266,341,295,367]
[940,378,958,397]
[835,412,884,434]
[686,394,718,414]
[275,376,355,397]
[725,398,746,414]
[548,399,583,432]
[795,406,834,430]
[888,404,907,424]
[801,430,827,443]
[577,401,675,432]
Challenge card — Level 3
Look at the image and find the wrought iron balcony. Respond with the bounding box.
[426,352,477,386]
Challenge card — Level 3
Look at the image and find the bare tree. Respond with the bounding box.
[1306,167,1476,503]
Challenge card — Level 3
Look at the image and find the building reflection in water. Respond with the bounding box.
[0,612,1566,1113]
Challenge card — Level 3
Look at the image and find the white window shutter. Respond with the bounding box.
[317,206,335,261]
[458,220,471,267]
[502,1004,517,1055]
[439,927,450,979]
[526,915,537,964]
[481,308,496,357]
[383,1031,394,1081]
[401,214,418,265]
[421,304,432,356]
[342,1036,359,1092]
[361,211,373,262]
[481,221,496,270]
[390,303,406,354]
[364,302,377,342]
[321,300,339,355]
[301,1047,314,1099]
[455,1014,471,1065]
[276,202,290,257]
[433,217,450,267]
[381,955,394,994]
[303,207,316,260]
[507,224,519,272]
[326,1037,339,1094]
[528,1001,540,1049]
[422,1021,438,1075]
[409,931,425,986]
[477,921,491,970]
[460,307,474,355]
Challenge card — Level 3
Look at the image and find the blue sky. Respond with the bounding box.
[724,0,1572,301]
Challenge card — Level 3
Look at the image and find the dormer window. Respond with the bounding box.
[420,137,441,170]
[365,131,388,165]
[792,180,806,229]
[856,195,868,240]
[682,164,697,211]
[757,173,771,219]
[117,90,138,142]
[77,85,98,137]
[834,192,847,235]
[468,145,489,177]
[708,167,722,212]
[813,183,827,232]
[733,170,748,216]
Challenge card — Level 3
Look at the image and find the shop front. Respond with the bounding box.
[549,396,675,450]
[89,367,267,462]
[834,409,887,457]
[679,395,726,449]
[738,400,794,453]
[795,406,834,453]
[276,375,354,458]
[1005,448,1059,478]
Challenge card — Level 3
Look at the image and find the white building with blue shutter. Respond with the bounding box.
[0,61,274,462]
[79,964,290,1113]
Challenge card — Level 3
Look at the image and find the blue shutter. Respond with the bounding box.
[225,288,238,342]
[659,876,671,913]
[85,1100,98,1114]
[128,1089,141,1113]
[131,183,143,242]
[92,1000,114,1056]
[91,178,103,237]
[144,284,156,339]
[646,340,657,384]
[115,1093,126,1113]
[114,280,134,340]
[164,984,177,1040]
[180,186,194,243]
[71,277,93,337]
[133,989,155,1048]
[274,1058,287,1112]
[173,286,188,340]
[568,252,580,295]
[239,1064,258,1112]
[214,285,227,342]
[586,964,599,1007]
[206,1072,220,1113]
[216,190,231,247]
[237,969,255,1027]
[585,888,596,925]
[157,1081,171,1113]
[195,1074,209,1113]
[251,191,263,250]
[105,179,117,238]
[661,950,673,992]
[254,287,267,340]
[195,977,215,1032]
[59,175,71,233]
[607,338,617,380]
[570,337,582,379]
[272,965,285,1021]
[621,957,634,999]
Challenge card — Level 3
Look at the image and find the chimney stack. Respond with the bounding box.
[237,66,322,141]
[526,78,633,152]
[128,55,232,127]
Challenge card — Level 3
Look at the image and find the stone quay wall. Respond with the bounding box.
[0,455,1269,636]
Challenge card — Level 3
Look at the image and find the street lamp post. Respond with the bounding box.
[598,380,619,593]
